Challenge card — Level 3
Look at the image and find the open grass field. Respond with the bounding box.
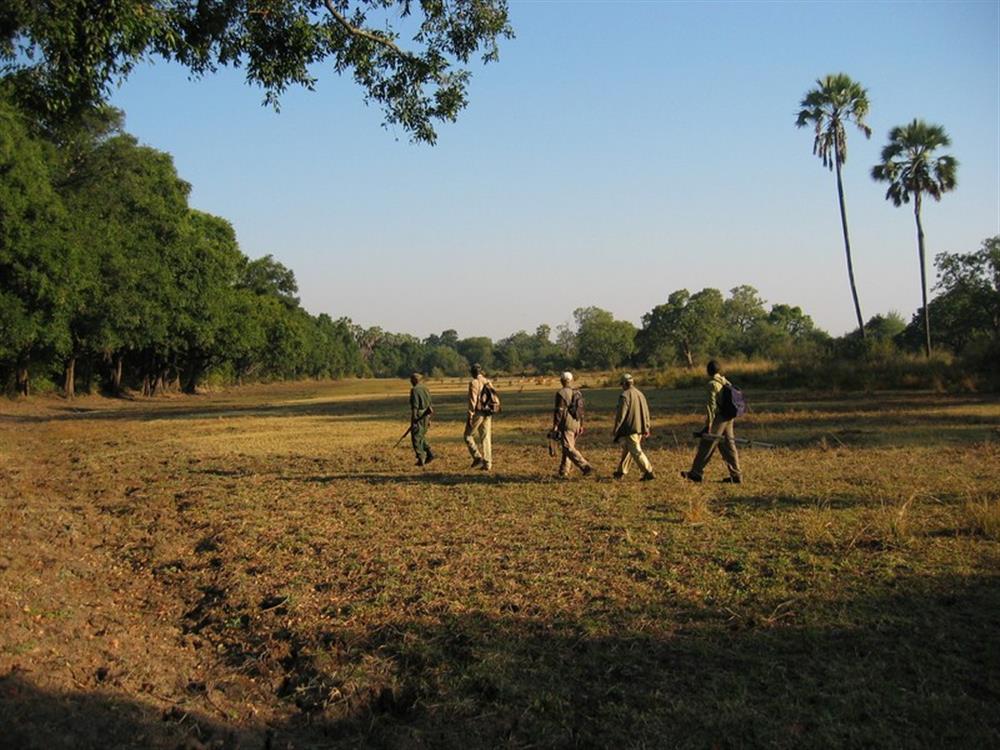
[1,378,999,749]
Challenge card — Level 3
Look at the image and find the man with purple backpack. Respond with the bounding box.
[681,360,744,484]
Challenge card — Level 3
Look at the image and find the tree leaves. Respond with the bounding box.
[2,0,513,143]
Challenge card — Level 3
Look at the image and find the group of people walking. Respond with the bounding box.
[406,361,743,484]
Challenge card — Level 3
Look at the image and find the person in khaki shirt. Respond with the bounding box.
[552,372,593,478]
[464,363,493,471]
[682,359,742,483]
[612,373,655,481]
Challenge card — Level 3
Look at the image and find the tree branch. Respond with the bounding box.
[322,0,418,63]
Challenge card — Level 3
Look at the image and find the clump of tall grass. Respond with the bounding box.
[960,497,1000,540]
[681,494,713,526]
[878,493,919,545]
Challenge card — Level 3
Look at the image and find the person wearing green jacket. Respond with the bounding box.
[682,360,742,483]
[409,372,435,467]
[612,373,655,481]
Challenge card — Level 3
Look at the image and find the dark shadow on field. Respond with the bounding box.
[0,671,244,750]
[713,492,865,510]
[0,392,468,424]
[3,574,998,749]
[292,471,558,487]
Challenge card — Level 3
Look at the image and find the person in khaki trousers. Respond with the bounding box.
[612,373,655,481]
[682,359,742,483]
[464,363,493,471]
[552,372,593,478]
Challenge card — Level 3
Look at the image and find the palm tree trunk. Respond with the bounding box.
[913,192,931,358]
[834,152,866,337]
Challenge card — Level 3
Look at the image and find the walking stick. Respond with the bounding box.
[692,431,776,449]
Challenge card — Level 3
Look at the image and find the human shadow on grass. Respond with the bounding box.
[293,471,558,487]
[3,573,998,749]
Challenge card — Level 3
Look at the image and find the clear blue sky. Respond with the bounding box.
[110,0,1000,340]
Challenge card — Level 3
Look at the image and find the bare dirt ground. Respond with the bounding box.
[1,379,998,748]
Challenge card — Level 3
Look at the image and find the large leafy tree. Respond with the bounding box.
[69,133,192,394]
[49,107,128,396]
[1,0,512,143]
[796,73,872,337]
[175,210,245,393]
[0,95,69,395]
[457,336,494,371]
[637,288,724,368]
[871,119,958,357]
[900,236,999,354]
[721,285,767,355]
[573,307,636,370]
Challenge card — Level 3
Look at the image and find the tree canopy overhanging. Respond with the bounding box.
[0,0,513,143]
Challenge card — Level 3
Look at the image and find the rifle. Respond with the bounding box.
[393,423,415,448]
[546,429,561,457]
[394,407,433,447]
[692,431,776,449]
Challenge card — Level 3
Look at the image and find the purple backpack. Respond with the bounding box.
[720,383,747,420]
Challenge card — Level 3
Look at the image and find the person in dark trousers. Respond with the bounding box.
[682,360,742,483]
[612,373,655,481]
[409,372,435,467]
[552,372,593,478]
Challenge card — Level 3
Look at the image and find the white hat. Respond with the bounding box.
[560,371,573,383]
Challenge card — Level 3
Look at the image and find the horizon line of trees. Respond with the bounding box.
[3,92,997,397]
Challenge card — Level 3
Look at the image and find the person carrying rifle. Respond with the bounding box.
[682,359,742,484]
[409,372,435,467]
[612,373,655,481]
[552,372,593,479]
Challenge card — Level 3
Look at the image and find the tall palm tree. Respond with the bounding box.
[871,119,958,358]
[796,73,872,338]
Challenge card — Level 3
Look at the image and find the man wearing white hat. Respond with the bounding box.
[552,372,593,478]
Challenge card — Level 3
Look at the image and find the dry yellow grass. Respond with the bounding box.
[0,379,998,748]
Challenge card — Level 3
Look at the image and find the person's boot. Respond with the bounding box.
[640,471,656,481]
[582,465,594,477]
[471,457,483,469]
[424,451,435,466]
[680,471,702,482]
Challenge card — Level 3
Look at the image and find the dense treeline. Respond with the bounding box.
[2,93,998,396]
[0,96,365,396]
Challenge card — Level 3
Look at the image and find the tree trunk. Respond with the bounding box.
[154,371,166,395]
[112,354,124,395]
[63,356,76,399]
[16,365,30,397]
[682,343,694,368]
[183,369,199,394]
[834,150,866,338]
[914,193,931,358]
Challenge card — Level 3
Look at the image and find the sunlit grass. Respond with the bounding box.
[1,379,998,748]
